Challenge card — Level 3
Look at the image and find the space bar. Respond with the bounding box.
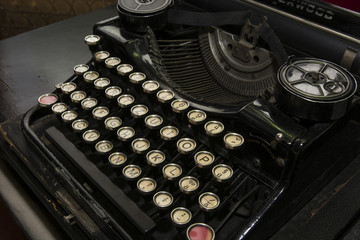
[45,127,155,233]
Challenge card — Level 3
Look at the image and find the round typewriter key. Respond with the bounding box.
[177,138,197,154]
[117,94,135,108]
[105,57,121,68]
[163,163,182,180]
[212,164,233,182]
[61,82,77,94]
[130,104,148,118]
[157,90,175,103]
[117,64,133,76]
[104,117,122,131]
[94,51,110,62]
[70,91,86,103]
[129,72,146,84]
[179,176,199,194]
[73,64,89,75]
[171,207,192,226]
[82,129,100,143]
[131,138,150,154]
[204,121,224,137]
[153,191,173,209]
[95,140,113,154]
[108,152,127,167]
[171,99,190,113]
[92,106,109,120]
[117,127,135,141]
[38,93,58,107]
[194,151,215,168]
[137,177,157,194]
[81,97,98,110]
[224,132,244,150]
[187,223,215,240]
[51,102,67,114]
[83,71,99,83]
[122,164,142,180]
[198,192,220,212]
[105,86,122,99]
[61,110,78,123]
[145,114,163,129]
[84,34,100,45]
[54,83,63,91]
[160,126,179,141]
[72,119,89,132]
[94,77,111,90]
[187,110,207,125]
[146,150,166,166]
[142,80,160,93]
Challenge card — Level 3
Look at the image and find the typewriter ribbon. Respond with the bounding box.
[117,0,288,65]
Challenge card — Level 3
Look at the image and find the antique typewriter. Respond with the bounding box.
[2,0,360,239]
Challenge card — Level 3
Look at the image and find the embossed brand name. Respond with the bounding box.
[267,0,334,20]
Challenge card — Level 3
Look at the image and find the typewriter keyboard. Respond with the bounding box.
[33,35,271,239]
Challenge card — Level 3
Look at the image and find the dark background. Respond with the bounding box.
[324,0,360,12]
[0,0,117,40]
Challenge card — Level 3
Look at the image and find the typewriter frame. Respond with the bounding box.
[1,1,360,240]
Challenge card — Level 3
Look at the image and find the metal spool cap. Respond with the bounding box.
[117,0,173,33]
[276,57,357,121]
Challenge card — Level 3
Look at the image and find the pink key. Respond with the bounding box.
[187,223,215,240]
[38,93,58,107]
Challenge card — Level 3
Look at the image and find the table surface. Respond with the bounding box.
[0,3,360,240]
[0,6,117,123]
[0,5,117,240]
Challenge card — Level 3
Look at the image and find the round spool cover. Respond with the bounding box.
[118,0,173,15]
[117,0,173,32]
[276,57,357,121]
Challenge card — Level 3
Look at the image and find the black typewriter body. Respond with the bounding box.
[2,0,360,240]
